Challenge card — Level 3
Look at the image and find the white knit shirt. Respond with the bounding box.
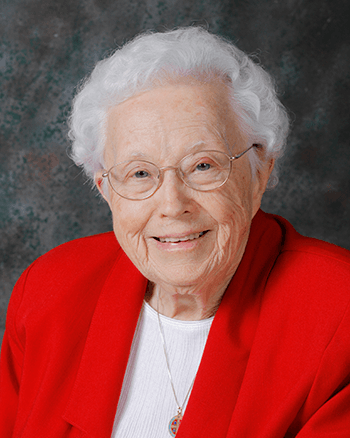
[111,301,214,437]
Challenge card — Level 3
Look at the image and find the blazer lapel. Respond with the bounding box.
[177,210,283,437]
[63,249,147,438]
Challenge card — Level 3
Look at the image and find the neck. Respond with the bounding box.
[145,280,231,321]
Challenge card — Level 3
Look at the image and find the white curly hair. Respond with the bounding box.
[69,26,289,189]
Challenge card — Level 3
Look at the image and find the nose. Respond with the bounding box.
[155,168,194,218]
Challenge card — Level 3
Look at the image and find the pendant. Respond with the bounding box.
[168,413,182,437]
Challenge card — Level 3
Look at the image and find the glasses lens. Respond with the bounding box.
[180,151,230,191]
[108,160,159,199]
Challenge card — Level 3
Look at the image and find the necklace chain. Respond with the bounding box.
[156,288,196,428]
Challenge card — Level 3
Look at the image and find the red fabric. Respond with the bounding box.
[1,209,350,438]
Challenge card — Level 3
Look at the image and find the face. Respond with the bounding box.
[96,80,273,295]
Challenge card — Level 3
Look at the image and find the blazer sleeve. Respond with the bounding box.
[0,267,27,437]
[296,384,350,437]
[293,299,350,437]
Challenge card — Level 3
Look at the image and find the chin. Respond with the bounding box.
[152,264,210,290]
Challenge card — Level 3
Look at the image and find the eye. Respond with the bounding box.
[196,162,211,171]
[133,170,150,178]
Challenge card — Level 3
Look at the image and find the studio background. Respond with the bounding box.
[1,0,349,344]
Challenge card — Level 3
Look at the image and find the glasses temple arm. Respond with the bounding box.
[231,143,262,160]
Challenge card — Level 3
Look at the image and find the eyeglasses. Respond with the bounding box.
[101,144,258,200]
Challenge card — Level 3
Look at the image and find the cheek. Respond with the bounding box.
[109,197,150,250]
[212,178,254,250]
[230,169,255,216]
[217,174,254,220]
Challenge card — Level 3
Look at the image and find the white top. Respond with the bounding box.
[111,301,214,438]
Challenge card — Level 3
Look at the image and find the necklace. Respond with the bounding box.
[156,289,197,437]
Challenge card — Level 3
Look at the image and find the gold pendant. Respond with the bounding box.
[168,413,182,436]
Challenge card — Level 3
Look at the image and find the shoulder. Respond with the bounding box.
[33,230,120,265]
[17,230,121,293]
[272,212,350,270]
[7,232,122,346]
[255,213,350,356]
[23,231,120,281]
[265,212,350,310]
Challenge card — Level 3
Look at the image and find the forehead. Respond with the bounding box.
[104,80,246,161]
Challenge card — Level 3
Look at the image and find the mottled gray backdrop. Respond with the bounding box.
[1,0,350,343]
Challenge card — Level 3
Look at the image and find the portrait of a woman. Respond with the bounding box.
[1,27,349,438]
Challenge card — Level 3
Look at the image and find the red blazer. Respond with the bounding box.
[1,210,350,438]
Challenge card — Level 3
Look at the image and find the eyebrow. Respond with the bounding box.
[124,140,225,160]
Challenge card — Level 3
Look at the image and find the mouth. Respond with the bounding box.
[153,230,209,243]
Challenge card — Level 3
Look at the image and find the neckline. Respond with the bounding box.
[143,300,215,328]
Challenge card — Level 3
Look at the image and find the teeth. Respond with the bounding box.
[158,231,205,243]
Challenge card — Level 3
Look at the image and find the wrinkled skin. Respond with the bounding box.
[96,80,274,320]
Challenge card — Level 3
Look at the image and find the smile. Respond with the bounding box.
[154,230,209,243]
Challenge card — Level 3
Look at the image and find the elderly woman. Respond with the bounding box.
[1,27,350,438]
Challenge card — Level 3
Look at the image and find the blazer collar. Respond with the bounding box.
[63,209,283,438]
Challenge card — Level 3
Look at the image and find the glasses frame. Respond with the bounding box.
[101,144,260,201]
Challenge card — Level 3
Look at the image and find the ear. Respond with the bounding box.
[94,170,110,203]
[251,157,275,217]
